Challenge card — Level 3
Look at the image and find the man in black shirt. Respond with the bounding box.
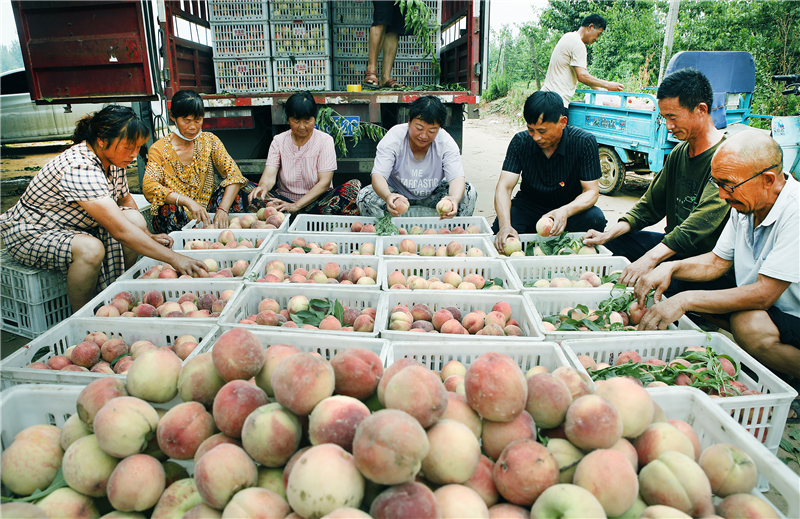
[493,91,607,251]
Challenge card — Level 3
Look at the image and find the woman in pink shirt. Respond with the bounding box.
[249,92,360,215]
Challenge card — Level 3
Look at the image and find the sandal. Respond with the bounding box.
[382,78,405,89]
[362,70,380,90]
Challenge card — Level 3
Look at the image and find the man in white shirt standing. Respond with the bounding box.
[541,14,624,108]
[356,96,476,218]
[634,130,800,380]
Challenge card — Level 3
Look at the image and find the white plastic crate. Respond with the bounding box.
[211,21,270,57]
[209,0,269,22]
[1,293,72,340]
[71,280,245,320]
[214,57,273,93]
[116,249,262,281]
[331,0,441,26]
[380,292,544,343]
[266,233,378,255]
[509,255,632,290]
[524,289,702,341]
[271,20,330,56]
[332,59,368,90]
[288,215,493,235]
[377,235,499,259]
[168,229,277,251]
[651,387,799,518]
[182,213,290,232]
[249,253,384,289]
[332,25,370,58]
[561,333,798,460]
[396,31,441,60]
[387,341,569,374]
[269,0,329,20]
[239,328,389,365]
[382,258,520,293]
[0,319,221,389]
[499,233,613,258]
[332,58,437,90]
[272,57,332,91]
[218,284,388,339]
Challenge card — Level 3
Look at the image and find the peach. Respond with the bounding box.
[62,365,89,372]
[611,437,639,472]
[465,353,528,422]
[286,444,365,519]
[241,402,302,466]
[573,449,639,516]
[95,304,121,317]
[0,503,48,518]
[46,355,72,370]
[133,303,158,317]
[434,484,489,519]
[698,443,758,497]
[667,419,702,460]
[194,433,241,465]
[309,395,371,453]
[716,494,779,519]
[564,395,623,450]
[252,344,300,396]
[488,503,529,519]
[423,419,481,484]
[271,352,335,415]
[431,309,454,331]
[195,444,258,510]
[126,348,182,403]
[441,319,467,335]
[410,303,433,322]
[330,347,383,400]
[59,414,91,451]
[493,440,559,506]
[464,455,498,508]
[481,410,536,461]
[108,298,129,314]
[353,314,375,333]
[462,274,486,289]
[142,289,165,308]
[114,358,133,374]
[546,438,584,484]
[156,402,215,460]
[211,328,265,382]
[174,340,198,361]
[638,450,713,517]
[483,311,506,328]
[93,396,160,458]
[71,341,101,368]
[441,360,467,381]
[212,379,269,438]
[106,454,165,511]
[529,484,606,519]
[384,364,448,428]
[576,355,597,371]
[596,377,654,438]
[441,271,462,288]
[552,366,593,401]
[459,312,484,334]
[33,488,99,518]
[376,358,422,404]
[615,350,642,365]
[100,339,129,364]
[83,331,109,348]
[1,425,64,496]
[221,488,290,519]
[178,352,226,408]
[491,301,512,322]
[441,393,482,439]
[352,409,429,485]
[197,293,218,311]
[634,422,696,467]
[370,482,441,519]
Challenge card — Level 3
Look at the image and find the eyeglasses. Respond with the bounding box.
[710,163,780,194]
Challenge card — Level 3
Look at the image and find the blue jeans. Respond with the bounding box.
[606,230,736,297]
[491,198,607,234]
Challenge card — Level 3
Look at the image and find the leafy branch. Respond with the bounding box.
[316,106,387,157]
[289,298,345,327]
[396,0,440,75]
[376,212,399,236]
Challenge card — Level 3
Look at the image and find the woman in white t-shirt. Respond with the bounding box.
[249,91,360,215]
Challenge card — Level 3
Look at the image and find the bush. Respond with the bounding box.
[485,75,511,102]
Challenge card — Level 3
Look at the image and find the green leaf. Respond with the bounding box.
[333,300,345,324]
[1,468,68,503]
[309,299,331,311]
[31,346,50,363]
[789,429,800,441]
[537,433,549,447]
[111,352,131,367]
[780,438,797,453]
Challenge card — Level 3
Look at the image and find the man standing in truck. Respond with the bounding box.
[541,14,624,108]
[583,68,733,294]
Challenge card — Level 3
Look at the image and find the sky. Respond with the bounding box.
[0,0,542,45]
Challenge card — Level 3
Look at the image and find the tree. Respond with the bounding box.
[0,40,24,73]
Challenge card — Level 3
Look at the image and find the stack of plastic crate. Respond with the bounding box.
[209,0,273,93]
[331,0,440,90]
[269,0,332,91]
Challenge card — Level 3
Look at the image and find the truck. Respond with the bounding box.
[10,0,489,190]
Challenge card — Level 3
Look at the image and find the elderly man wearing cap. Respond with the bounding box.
[634,130,800,379]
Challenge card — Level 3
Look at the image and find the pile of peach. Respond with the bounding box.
[254,260,377,285]
[227,207,285,230]
[350,221,482,235]
[528,271,615,289]
[94,289,235,319]
[137,258,249,279]
[272,236,371,255]
[25,332,201,375]
[2,336,775,519]
[387,270,500,290]
[185,230,266,250]
[543,302,649,332]
[388,301,525,336]
[239,296,377,333]
[383,239,485,257]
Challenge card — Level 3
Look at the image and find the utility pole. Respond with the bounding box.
[658,0,681,85]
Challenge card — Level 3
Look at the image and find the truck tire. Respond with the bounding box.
[598,146,626,196]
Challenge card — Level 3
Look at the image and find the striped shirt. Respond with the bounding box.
[267,129,337,202]
[503,125,601,210]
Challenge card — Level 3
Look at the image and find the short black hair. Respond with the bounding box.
[581,14,606,30]
[170,90,204,119]
[72,105,148,148]
[523,91,565,125]
[285,91,318,120]
[657,68,713,111]
[408,95,448,127]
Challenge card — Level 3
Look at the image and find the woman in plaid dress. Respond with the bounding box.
[0,106,208,311]
[248,91,361,216]
[142,90,249,233]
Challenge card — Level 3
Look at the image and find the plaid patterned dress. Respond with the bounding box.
[0,142,133,293]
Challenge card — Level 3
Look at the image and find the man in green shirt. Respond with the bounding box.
[584,68,732,293]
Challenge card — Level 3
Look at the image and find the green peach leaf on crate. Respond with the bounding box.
[580,319,602,332]
[790,429,800,441]
[537,433,549,447]
[111,352,131,367]
[333,301,345,323]
[481,278,504,289]
[300,246,312,253]
[31,346,50,363]
[1,468,67,503]
[309,299,330,311]
[601,272,622,284]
